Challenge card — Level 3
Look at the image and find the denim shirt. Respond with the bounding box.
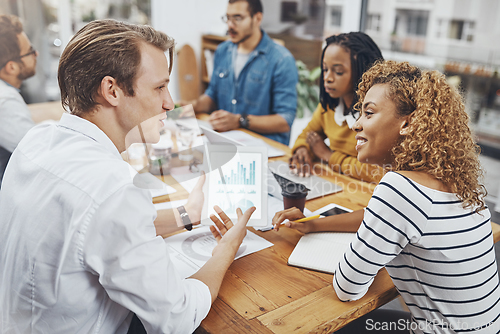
[205,30,298,145]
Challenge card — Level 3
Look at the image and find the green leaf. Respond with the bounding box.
[297,84,307,97]
[309,67,321,81]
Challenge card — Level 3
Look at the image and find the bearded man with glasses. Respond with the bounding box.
[0,15,37,187]
[191,0,298,146]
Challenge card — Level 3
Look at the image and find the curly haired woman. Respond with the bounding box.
[274,61,500,333]
[289,32,384,183]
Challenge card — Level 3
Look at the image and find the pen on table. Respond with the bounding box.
[272,214,320,229]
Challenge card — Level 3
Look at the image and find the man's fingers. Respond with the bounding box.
[210,110,226,120]
[236,206,255,220]
[214,205,233,229]
[236,207,243,220]
[209,118,220,127]
[240,206,255,224]
[209,225,222,242]
[210,214,227,235]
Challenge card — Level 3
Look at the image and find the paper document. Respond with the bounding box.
[288,232,355,274]
[164,226,273,278]
[223,130,285,158]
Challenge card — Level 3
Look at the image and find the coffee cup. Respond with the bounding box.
[282,183,309,213]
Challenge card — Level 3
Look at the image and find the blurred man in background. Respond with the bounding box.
[192,0,298,145]
[0,14,37,187]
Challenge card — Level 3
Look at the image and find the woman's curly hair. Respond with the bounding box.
[355,60,487,212]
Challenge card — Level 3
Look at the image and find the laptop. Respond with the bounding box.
[267,160,343,200]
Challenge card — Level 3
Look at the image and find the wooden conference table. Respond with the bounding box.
[188,123,500,333]
[189,129,397,333]
[28,102,500,333]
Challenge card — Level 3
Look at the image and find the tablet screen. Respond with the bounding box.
[207,150,263,220]
[320,206,350,216]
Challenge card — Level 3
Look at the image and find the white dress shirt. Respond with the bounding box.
[0,79,35,186]
[0,113,211,333]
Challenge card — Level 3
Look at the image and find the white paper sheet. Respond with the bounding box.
[164,226,273,278]
[223,130,285,158]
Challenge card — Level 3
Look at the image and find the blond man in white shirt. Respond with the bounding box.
[0,19,254,333]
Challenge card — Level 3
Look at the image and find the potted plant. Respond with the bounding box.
[296,60,321,118]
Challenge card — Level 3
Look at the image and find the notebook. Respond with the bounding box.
[287,203,354,274]
[287,232,356,274]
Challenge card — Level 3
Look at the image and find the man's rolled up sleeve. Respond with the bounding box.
[271,54,298,128]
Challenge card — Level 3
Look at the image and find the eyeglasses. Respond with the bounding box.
[221,14,249,24]
[1,46,37,69]
[15,46,37,60]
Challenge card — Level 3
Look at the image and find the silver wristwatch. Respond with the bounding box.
[176,205,192,231]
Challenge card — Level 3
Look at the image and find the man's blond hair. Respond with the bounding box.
[58,19,175,115]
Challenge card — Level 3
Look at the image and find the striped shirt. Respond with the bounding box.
[333,172,500,333]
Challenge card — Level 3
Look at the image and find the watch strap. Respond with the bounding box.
[239,113,249,129]
[177,205,193,231]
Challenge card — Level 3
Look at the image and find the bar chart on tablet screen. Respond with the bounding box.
[208,152,262,219]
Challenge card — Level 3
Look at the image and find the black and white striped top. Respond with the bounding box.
[333,172,500,334]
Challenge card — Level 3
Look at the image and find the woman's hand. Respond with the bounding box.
[289,146,313,177]
[272,207,317,233]
[306,131,333,162]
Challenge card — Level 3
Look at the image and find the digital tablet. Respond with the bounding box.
[311,203,353,217]
[202,144,268,227]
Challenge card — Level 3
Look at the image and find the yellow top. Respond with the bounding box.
[292,103,383,183]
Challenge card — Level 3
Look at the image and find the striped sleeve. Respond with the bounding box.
[333,172,429,301]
